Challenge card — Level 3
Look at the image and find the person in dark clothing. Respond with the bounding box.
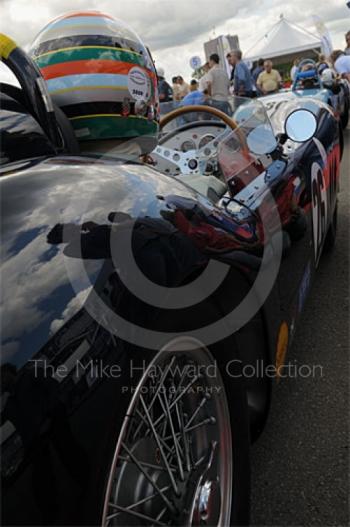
[230,50,253,98]
[252,58,264,83]
[157,67,173,102]
[227,52,236,83]
[252,58,264,95]
[190,79,199,91]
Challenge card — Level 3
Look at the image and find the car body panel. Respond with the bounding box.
[261,79,349,125]
[0,93,342,525]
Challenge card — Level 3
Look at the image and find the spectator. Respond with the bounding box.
[180,89,209,123]
[252,58,264,83]
[199,62,210,91]
[230,50,253,97]
[345,31,350,55]
[181,88,208,106]
[176,76,190,100]
[330,50,350,82]
[226,52,236,83]
[257,60,282,95]
[206,53,231,114]
[172,76,181,101]
[157,67,173,102]
[190,79,199,91]
[290,58,299,82]
[252,58,264,95]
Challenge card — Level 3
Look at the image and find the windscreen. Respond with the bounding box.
[217,97,277,195]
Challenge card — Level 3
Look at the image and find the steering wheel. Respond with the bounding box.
[151,104,245,177]
[0,33,79,154]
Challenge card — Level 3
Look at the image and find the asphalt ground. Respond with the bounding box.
[250,127,350,526]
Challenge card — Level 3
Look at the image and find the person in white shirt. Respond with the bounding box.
[290,58,299,82]
[206,53,231,115]
[199,62,210,91]
[330,50,350,83]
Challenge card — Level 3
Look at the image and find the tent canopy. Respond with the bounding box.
[245,17,322,62]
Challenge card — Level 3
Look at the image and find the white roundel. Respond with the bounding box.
[128,67,151,102]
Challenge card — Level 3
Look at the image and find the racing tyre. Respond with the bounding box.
[323,204,338,253]
[100,337,250,526]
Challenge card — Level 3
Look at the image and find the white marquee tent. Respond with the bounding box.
[245,17,322,63]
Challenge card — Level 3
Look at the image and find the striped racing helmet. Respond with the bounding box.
[29,11,159,149]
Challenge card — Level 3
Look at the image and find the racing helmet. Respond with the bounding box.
[321,68,336,86]
[29,11,159,152]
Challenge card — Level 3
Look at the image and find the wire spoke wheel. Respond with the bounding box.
[102,338,233,526]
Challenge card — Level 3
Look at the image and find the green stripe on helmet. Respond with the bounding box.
[70,115,158,141]
[35,46,145,68]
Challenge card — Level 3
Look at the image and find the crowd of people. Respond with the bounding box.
[328,30,350,82]
[290,31,350,84]
[156,30,350,116]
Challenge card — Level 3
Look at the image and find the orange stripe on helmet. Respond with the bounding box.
[41,59,136,80]
[41,59,157,82]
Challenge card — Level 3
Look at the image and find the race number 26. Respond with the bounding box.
[311,161,327,265]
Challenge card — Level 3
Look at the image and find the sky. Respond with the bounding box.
[0,0,349,83]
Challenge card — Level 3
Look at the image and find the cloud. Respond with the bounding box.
[0,233,67,342]
[0,160,179,345]
[49,287,91,334]
[0,0,244,50]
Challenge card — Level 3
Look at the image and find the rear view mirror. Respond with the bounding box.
[285,109,317,143]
